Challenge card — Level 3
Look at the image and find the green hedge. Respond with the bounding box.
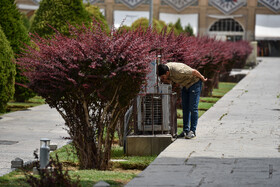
[0,26,16,113]
[0,0,34,102]
[30,0,91,38]
[85,5,109,32]
[131,17,171,33]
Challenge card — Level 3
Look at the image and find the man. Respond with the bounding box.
[158,62,207,139]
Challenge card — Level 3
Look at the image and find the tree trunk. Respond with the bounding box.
[201,80,213,97]
[117,121,124,146]
[214,73,219,89]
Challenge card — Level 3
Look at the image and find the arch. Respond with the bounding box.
[209,18,244,32]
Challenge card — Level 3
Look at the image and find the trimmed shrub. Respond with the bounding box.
[18,21,156,170]
[0,0,34,102]
[167,19,194,36]
[131,17,171,33]
[0,0,30,55]
[184,24,194,36]
[85,5,109,32]
[0,26,16,113]
[231,40,253,69]
[21,13,31,31]
[30,0,91,38]
[117,25,132,33]
[172,18,184,35]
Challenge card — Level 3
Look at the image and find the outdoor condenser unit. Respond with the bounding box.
[136,84,176,133]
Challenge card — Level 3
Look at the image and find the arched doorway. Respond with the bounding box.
[208,18,244,41]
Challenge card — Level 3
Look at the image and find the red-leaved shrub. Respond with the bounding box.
[18,22,156,169]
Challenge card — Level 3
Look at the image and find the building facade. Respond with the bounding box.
[16,0,280,56]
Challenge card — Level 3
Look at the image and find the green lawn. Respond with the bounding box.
[53,144,152,186]
[0,96,45,115]
[51,144,156,171]
[0,144,156,187]
[198,102,214,110]
[0,164,138,187]
[212,82,236,97]
[0,171,29,187]
[200,97,219,103]
[69,170,137,187]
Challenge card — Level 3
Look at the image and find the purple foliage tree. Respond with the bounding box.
[17,23,155,170]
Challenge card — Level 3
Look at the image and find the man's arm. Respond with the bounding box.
[192,69,207,82]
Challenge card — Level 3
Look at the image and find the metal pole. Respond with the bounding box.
[152,95,154,135]
[149,0,153,28]
[40,138,50,169]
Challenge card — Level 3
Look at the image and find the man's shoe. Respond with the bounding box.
[177,131,186,138]
[185,131,196,139]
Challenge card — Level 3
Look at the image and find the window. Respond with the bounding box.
[209,18,244,32]
[226,35,242,42]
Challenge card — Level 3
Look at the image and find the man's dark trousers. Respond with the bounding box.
[181,80,202,134]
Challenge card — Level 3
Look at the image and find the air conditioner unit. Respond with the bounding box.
[135,84,176,134]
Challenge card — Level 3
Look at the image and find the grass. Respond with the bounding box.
[0,96,45,115]
[0,82,236,186]
[212,82,236,97]
[198,102,214,110]
[69,170,137,187]
[0,167,138,187]
[177,110,206,127]
[0,144,155,187]
[50,143,156,171]
[57,145,156,186]
[0,171,29,187]
[111,146,156,170]
[200,97,219,103]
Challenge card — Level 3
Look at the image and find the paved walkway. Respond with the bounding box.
[127,57,280,187]
[0,105,69,176]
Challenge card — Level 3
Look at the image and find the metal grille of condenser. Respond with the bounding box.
[141,94,163,127]
[133,84,177,135]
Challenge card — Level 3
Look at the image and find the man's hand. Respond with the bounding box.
[201,77,208,82]
[172,83,180,92]
[160,72,171,84]
[192,70,207,82]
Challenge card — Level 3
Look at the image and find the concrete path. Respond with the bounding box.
[127,57,280,187]
[0,105,69,176]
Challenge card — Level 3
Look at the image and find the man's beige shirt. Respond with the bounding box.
[166,62,199,89]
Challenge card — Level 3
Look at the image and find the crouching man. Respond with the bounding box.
[158,62,207,139]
